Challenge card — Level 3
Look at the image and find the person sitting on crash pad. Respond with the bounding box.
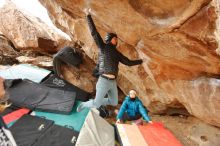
[116,89,153,125]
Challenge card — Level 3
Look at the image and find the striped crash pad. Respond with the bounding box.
[0,64,51,83]
[31,101,89,132]
[116,122,182,146]
[3,108,30,127]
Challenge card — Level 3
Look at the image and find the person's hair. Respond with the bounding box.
[105,33,117,44]
[129,89,137,95]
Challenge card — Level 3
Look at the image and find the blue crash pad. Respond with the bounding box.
[32,101,89,132]
[0,64,51,83]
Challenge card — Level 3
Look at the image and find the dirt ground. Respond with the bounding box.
[106,111,220,146]
[149,114,198,146]
[1,64,219,146]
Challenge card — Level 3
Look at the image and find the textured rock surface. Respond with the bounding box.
[39,0,220,127]
[151,115,220,146]
[214,0,220,54]
[0,0,69,53]
[0,32,19,65]
[62,55,97,93]
[16,56,53,68]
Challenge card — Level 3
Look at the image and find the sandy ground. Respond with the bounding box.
[106,110,220,146]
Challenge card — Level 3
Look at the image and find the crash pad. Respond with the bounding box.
[32,101,89,132]
[116,122,182,146]
[3,108,30,125]
[0,64,51,83]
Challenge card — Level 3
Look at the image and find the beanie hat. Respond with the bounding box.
[104,33,117,44]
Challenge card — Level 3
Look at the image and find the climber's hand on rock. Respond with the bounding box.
[84,8,91,15]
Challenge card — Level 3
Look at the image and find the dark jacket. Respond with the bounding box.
[87,15,142,76]
[117,96,151,122]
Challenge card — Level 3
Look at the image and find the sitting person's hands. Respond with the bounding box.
[148,121,153,124]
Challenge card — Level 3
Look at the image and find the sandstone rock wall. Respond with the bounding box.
[38,0,220,127]
[0,32,19,64]
[0,0,70,53]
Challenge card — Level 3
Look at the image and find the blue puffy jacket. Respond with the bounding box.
[117,96,151,122]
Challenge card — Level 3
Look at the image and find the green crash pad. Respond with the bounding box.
[0,64,51,83]
[32,101,89,132]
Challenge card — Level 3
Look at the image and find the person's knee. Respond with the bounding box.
[93,100,102,108]
[111,100,118,106]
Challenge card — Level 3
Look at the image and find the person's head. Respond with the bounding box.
[129,89,137,99]
[105,33,118,45]
[111,37,118,45]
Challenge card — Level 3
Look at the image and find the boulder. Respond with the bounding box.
[0,32,19,65]
[0,0,70,53]
[39,0,220,127]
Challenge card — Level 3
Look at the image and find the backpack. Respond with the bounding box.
[98,106,110,118]
[53,47,83,76]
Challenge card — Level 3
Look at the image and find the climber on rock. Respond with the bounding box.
[77,8,143,112]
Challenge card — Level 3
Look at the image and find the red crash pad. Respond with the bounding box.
[116,122,182,146]
[138,122,182,146]
[3,108,30,125]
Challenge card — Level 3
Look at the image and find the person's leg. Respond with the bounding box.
[77,77,110,112]
[133,118,143,125]
[133,113,142,120]
[131,114,143,125]
[101,80,118,106]
[121,112,130,123]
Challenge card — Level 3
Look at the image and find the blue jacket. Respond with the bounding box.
[117,96,151,122]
